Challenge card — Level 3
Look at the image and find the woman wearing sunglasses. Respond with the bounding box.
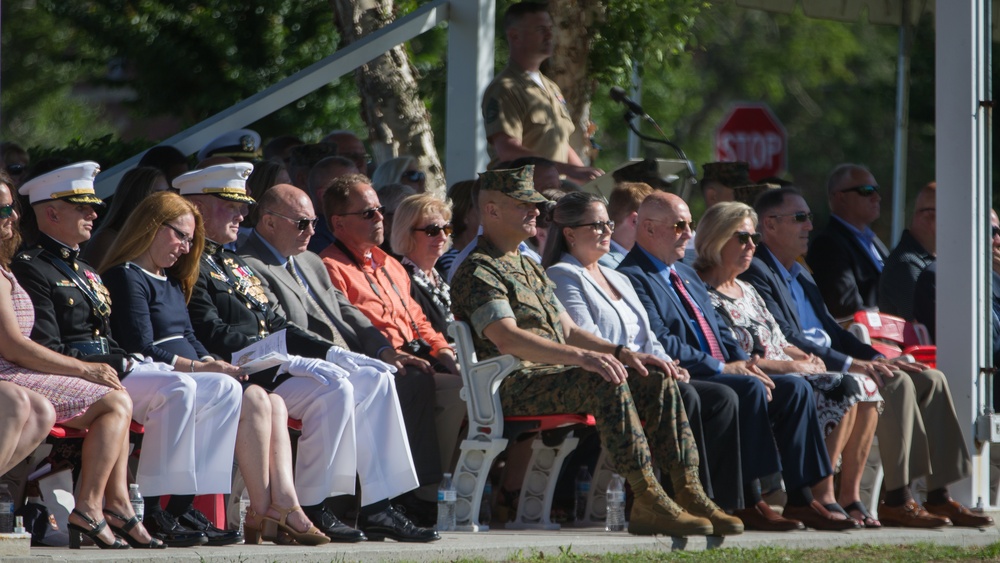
[372,156,426,194]
[99,191,329,546]
[391,194,454,336]
[541,191,744,533]
[695,201,881,528]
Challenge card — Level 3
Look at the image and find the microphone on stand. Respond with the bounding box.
[609,87,697,181]
[609,86,648,119]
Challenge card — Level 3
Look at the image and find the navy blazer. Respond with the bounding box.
[617,245,747,378]
[805,217,888,320]
[739,243,879,370]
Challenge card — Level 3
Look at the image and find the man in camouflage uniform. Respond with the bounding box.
[450,166,743,537]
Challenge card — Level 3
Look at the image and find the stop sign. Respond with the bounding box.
[714,104,787,181]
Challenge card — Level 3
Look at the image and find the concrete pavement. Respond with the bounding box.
[5,523,999,562]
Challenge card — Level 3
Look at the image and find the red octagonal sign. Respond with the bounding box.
[714,103,787,181]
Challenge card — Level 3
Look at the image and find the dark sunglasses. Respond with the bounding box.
[163,222,194,246]
[6,164,25,176]
[570,220,616,235]
[769,212,814,223]
[338,205,386,220]
[413,223,453,237]
[0,204,13,219]
[992,226,1000,239]
[671,220,695,234]
[265,209,317,231]
[402,170,425,183]
[840,184,879,197]
[734,231,762,246]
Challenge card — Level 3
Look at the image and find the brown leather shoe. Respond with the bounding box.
[732,501,804,531]
[781,500,861,531]
[878,500,951,529]
[923,499,993,528]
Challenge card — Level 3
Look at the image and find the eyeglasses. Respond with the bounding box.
[338,205,385,220]
[265,209,317,231]
[840,184,879,197]
[648,218,695,234]
[734,231,762,246]
[413,223,453,237]
[0,204,14,219]
[769,212,814,223]
[401,170,425,183]
[6,164,25,176]
[163,222,194,247]
[991,226,1000,239]
[569,220,616,235]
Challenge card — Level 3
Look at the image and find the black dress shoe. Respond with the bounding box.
[359,505,440,542]
[143,508,208,547]
[178,508,243,546]
[303,505,367,543]
[392,492,438,528]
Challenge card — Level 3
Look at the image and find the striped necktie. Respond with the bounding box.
[669,269,725,361]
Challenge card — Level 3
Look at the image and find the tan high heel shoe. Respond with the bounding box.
[261,505,331,546]
[243,507,264,545]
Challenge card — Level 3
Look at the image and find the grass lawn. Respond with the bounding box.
[501,541,1000,562]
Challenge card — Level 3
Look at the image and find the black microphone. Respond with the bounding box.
[610,86,647,117]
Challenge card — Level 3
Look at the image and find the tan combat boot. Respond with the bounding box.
[671,467,744,536]
[627,481,714,537]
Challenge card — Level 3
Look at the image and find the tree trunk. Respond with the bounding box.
[329,0,445,195]
[546,0,605,166]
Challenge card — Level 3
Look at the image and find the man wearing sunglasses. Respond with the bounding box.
[806,164,889,320]
[619,191,841,531]
[184,170,439,543]
[320,173,465,524]
[742,187,989,529]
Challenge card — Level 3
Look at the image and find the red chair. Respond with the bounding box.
[48,421,226,529]
[848,311,937,368]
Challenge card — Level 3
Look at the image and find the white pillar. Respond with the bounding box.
[445,0,493,183]
[935,0,990,508]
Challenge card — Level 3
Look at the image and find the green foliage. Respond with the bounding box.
[28,135,152,171]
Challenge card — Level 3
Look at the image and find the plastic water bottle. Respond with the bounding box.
[128,483,144,522]
[605,473,626,532]
[574,465,592,524]
[436,473,456,532]
[479,481,492,526]
[0,483,13,533]
[238,488,250,537]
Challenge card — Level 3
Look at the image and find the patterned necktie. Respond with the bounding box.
[286,257,349,349]
[669,269,725,361]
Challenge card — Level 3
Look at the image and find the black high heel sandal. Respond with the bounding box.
[103,509,167,549]
[67,509,129,550]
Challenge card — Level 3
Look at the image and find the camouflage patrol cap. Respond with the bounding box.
[733,182,779,206]
[477,165,548,203]
[701,161,751,188]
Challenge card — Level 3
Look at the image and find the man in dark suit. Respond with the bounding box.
[617,191,851,531]
[742,186,990,529]
[806,164,888,320]
[239,183,462,525]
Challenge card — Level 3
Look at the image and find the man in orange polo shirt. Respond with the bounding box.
[319,173,464,519]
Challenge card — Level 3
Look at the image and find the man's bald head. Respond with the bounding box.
[256,183,317,257]
[635,191,693,265]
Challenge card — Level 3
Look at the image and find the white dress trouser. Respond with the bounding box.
[124,369,243,497]
[274,366,419,506]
